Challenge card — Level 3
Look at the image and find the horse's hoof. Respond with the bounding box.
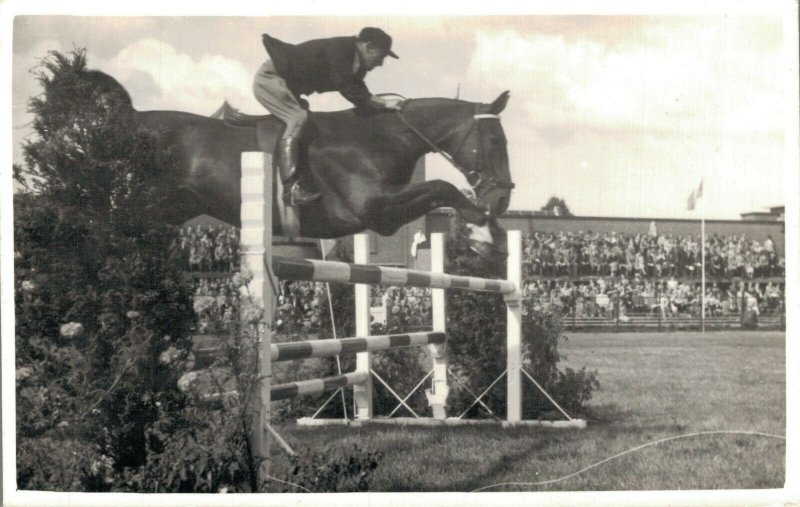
[466,222,493,245]
[491,245,509,261]
[490,239,509,260]
[469,240,493,260]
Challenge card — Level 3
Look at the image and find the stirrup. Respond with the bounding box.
[283,180,321,206]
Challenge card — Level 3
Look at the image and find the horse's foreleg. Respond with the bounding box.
[367,180,488,235]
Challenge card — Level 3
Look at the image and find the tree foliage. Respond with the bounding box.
[15,49,195,489]
[541,196,573,217]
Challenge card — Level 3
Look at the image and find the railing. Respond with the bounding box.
[523,293,785,331]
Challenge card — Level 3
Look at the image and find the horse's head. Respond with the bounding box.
[440,92,513,217]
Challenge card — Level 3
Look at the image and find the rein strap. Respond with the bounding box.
[396,112,499,181]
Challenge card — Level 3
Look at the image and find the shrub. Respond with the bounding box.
[14,49,195,490]
[445,220,599,419]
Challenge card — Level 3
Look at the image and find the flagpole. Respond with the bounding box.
[700,182,705,335]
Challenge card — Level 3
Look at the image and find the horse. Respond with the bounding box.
[83,70,514,259]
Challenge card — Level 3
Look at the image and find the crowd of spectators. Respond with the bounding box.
[179,225,239,272]
[522,231,782,279]
[184,225,785,331]
[375,287,433,333]
[523,278,784,319]
[276,281,328,333]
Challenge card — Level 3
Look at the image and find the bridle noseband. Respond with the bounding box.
[396,104,516,194]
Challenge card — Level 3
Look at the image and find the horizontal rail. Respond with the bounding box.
[271,332,446,362]
[271,372,369,401]
[273,256,515,295]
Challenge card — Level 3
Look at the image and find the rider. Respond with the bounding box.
[254,27,405,206]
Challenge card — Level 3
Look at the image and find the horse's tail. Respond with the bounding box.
[210,101,271,128]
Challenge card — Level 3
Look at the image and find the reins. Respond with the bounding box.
[379,94,515,192]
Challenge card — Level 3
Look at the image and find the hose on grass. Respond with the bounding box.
[471,430,786,492]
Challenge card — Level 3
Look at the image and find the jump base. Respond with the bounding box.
[296,417,587,429]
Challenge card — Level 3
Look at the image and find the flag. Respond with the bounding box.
[649,221,658,237]
[687,177,704,211]
[410,229,427,258]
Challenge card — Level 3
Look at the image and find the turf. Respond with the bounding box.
[271,330,786,491]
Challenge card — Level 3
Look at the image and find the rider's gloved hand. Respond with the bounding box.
[382,97,406,111]
[370,95,405,111]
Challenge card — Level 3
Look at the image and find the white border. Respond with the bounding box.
[2,1,798,506]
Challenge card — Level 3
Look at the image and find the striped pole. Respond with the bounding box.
[273,256,516,295]
[272,372,369,401]
[271,332,446,362]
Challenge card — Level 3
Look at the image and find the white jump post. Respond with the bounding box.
[506,230,522,423]
[426,233,448,419]
[240,152,275,459]
[353,234,373,420]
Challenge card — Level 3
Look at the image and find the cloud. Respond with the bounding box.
[101,38,259,115]
[466,21,783,138]
[460,19,785,216]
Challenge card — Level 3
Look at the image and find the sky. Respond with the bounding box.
[9,13,790,219]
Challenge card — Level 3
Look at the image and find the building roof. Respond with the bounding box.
[430,208,783,225]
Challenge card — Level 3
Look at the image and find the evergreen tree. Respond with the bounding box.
[14,49,195,490]
[541,196,573,217]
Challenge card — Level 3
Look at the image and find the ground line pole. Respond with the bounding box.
[506,230,522,423]
[353,234,372,419]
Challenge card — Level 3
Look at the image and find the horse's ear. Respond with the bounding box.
[488,91,510,114]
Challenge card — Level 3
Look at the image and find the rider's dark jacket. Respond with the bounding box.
[262,34,371,107]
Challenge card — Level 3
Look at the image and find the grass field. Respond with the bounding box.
[272,330,786,492]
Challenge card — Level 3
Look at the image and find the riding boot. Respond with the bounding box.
[279,137,321,206]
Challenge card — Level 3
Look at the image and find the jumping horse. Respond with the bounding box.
[84,70,515,259]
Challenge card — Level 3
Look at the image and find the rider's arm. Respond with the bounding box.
[325,41,373,107]
[324,39,402,110]
[338,80,373,107]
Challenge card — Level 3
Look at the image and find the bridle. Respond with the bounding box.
[394,100,516,194]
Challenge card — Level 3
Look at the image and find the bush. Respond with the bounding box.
[14,49,195,490]
[445,220,599,419]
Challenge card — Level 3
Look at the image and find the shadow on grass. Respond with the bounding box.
[582,404,693,435]
[382,430,561,492]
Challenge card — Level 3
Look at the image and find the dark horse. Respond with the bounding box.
[85,70,514,257]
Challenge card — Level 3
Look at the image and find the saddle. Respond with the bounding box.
[210,101,303,237]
